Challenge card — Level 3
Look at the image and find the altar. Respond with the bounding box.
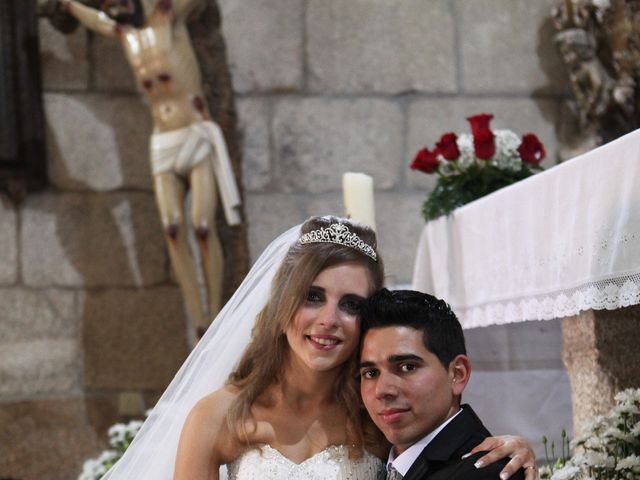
[412,129,640,437]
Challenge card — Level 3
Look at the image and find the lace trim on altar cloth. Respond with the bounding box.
[457,273,640,328]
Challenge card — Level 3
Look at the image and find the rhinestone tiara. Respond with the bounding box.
[297,223,377,261]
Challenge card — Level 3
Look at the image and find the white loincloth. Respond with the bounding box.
[150,121,241,225]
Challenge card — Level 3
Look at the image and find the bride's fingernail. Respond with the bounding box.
[500,473,510,480]
[461,452,472,459]
[474,460,485,468]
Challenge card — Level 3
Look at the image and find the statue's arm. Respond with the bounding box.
[59,0,118,37]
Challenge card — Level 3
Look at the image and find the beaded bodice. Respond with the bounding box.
[226,444,385,480]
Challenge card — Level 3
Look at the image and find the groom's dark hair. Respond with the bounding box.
[360,289,466,368]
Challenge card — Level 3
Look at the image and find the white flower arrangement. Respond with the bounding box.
[436,130,522,174]
[78,417,145,480]
[541,388,640,480]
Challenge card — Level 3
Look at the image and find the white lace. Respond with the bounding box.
[460,274,640,327]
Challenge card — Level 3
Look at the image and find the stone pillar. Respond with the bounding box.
[561,306,640,437]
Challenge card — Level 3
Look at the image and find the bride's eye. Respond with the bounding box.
[340,297,363,315]
[306,288,323,303]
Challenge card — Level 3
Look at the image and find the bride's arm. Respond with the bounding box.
[174,390,236,480]
[468,435,537,480]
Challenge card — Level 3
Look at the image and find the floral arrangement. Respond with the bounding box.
[411,113,546,221]
[78,417,144,480]
[541,388,640,480]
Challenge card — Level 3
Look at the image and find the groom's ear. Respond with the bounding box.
[449,354,471,396]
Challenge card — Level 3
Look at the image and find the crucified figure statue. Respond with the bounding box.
[49,0,242,345]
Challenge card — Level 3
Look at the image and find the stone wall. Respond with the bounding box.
[0,0,568,478]
[224,0,567,283]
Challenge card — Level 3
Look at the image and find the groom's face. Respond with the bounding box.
[359,326,460,455]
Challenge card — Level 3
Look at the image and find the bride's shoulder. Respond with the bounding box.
[188,386,239,426]
[176,386,241,471]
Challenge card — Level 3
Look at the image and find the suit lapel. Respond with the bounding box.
[402,405,491,480]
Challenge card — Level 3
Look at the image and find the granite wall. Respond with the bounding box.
[0,0,568,477]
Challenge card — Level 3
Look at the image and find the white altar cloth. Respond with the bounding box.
[413,129,640,328]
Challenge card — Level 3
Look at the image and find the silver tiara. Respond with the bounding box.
[297,223,377,261]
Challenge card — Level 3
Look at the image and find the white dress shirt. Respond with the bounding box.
[386,408,463,477]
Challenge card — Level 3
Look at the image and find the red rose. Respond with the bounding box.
[435,133,460,161]
[517,133,546,164]
[467,113,495,160]
[466,113,494,136]
[410,147,440,174]
[473,131,496,159]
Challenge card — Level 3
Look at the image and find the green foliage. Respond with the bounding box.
[421,163,539,222]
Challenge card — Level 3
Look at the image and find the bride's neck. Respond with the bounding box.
[279,359,341,406]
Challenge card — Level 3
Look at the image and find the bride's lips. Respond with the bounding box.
[305,334,341,350]
[378,408,410,424]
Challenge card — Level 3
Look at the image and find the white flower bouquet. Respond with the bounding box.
[541,388,640,480]
[78,418,144,480]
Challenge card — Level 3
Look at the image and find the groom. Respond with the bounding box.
[359,289,528,480]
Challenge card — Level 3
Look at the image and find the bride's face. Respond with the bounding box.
[285,262,370,372]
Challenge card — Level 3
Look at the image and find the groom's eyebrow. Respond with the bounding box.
[359,354,423,368]
[388,354,423,364]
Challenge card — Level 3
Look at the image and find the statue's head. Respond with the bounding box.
[101,0,144,27]
[555,28,596,66]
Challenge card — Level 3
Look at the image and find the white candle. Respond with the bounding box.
[342,172,376,231]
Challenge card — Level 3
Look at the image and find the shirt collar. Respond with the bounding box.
[386,408,463,477]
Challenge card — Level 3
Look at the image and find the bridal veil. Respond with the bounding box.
[102,224,301,479]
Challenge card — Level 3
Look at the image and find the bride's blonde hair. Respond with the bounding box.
[226,216,384,457]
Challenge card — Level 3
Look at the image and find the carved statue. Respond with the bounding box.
[40,0,242,346]
[551,0,640,158]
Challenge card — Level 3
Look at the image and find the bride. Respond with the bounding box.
[103,216,536,479]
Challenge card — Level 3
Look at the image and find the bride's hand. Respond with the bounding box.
[466,435,537,480]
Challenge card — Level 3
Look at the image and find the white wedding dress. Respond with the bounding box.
[226,444,385,480]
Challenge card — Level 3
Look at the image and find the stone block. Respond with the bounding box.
[0,288,77,342]
[376,192,428,286]
[272,98,403,193]
[39,19,89,91]
[304,193,344,221]
[406,97,562,189]
[0,339,80,396]
[44,93,153,191]
[93,34,139,92]
[457,0,568,94]
[21,192,167,287]
[219,0,303,93]
[561,306,640,436]
[237,98,271,191]
[0,196,17,284]
[82,287,188,389]
[244,193,306,262]
[307,0,456,93]
[0,398,104,480]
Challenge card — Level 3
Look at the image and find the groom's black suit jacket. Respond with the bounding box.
[402,404,525,480]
